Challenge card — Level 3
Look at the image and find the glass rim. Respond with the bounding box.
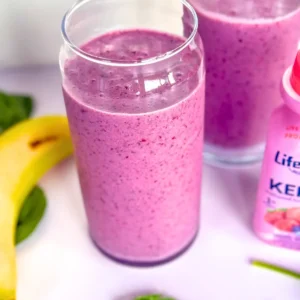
[192,1,300,24]
[61,0,199,67]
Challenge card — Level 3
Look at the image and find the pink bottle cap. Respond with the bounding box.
[291,50,300,95]
[281,51,300,114]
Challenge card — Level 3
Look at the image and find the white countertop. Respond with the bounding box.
[1,66,299,300]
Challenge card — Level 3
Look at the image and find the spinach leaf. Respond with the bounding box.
[16,186,47,245]
[10,94,34,117]
[135,295,175,300]
[0,91,34,134]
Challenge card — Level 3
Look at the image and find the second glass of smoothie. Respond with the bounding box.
[189,0,300,165]
[60,0,205,265]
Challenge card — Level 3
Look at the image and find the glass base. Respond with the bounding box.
[91,229,199,267]
[204,142,265,167]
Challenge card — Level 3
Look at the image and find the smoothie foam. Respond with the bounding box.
[62,29,205,263]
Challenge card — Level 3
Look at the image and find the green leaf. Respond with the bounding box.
[251,260,300,280]
[11,94,34,117]
[135,296,161,300]
[0,91,34,134]
[134,295,175,300]
[16,186,47,245]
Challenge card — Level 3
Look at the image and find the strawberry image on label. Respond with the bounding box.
[274,219,299,232]
[286,207,300,223]
[264,211,286,225]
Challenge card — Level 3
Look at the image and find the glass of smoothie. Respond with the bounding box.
[59,0,205,265]
[188,0,300,165]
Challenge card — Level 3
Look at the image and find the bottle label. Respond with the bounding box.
[255,113,300,250]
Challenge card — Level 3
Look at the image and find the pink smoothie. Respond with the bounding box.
[189,0,300,150]
[62,29,205,263]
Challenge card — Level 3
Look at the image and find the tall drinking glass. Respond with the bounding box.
[188,0,300,165]
[60,0,205,265]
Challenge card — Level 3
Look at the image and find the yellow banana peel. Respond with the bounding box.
[0,116,73,299]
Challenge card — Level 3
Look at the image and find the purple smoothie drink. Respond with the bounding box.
[188,0,300,165]
[60,0,205,264]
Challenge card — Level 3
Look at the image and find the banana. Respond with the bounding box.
[0,116,73,299]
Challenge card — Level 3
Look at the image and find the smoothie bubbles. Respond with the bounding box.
[188,0,300,165]
[254,51,300,250]
[60,0,205,265]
